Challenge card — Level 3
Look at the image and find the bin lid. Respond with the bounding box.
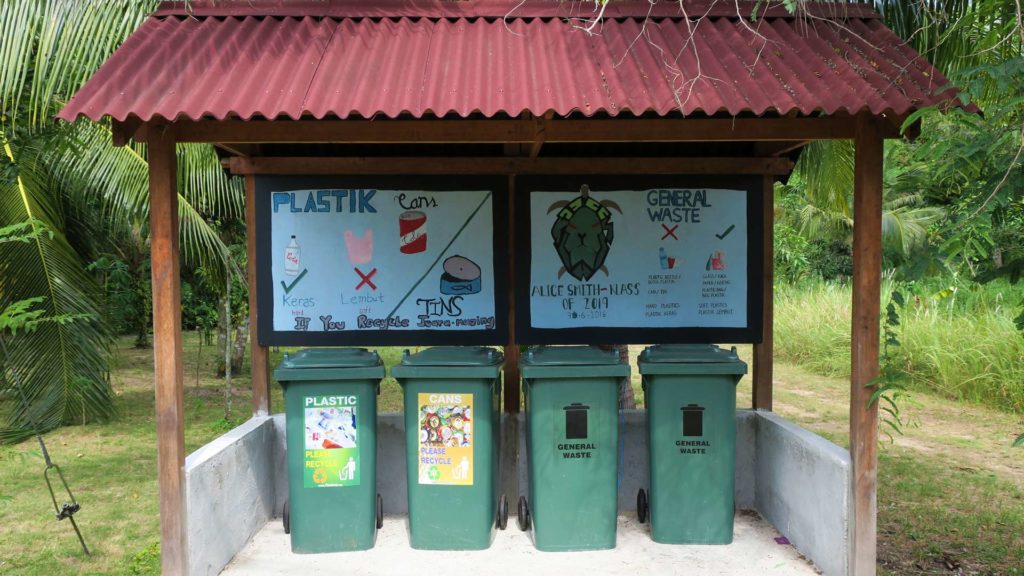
[397,346,503,367]
[279,347,381,369]
[520,346,630,379]
[638,344,747,375]
[391,346,504,380]
[521,346,621,366]
[274,347,385,384]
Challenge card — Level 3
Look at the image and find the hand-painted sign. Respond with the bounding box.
[256,176,508,346]
[516,176,763,344]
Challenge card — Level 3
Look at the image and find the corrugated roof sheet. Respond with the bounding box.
[58,2,962,123]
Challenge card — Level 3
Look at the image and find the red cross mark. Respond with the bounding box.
[661,224,679,240]
[355,267,378,291]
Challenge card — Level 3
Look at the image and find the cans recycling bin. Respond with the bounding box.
[637,344,747,544]
[274,348,385,553]
[519,346,629,551]
[391,346,506,550]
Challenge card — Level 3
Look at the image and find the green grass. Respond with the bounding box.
[0,333,269,576]
[775,278,1024,413]
[878,448,1024,575]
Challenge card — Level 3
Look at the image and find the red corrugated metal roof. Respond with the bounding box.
[151,0,882,20]
[57,2,961,123]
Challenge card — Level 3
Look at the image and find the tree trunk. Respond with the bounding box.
[618,344,637,408]
[231,315,249,374]
[215,296,228,378]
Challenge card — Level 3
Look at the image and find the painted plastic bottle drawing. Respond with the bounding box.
[284,235,300,276]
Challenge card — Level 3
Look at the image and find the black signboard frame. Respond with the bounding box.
[514,175,764,345]
[256,175,509,346]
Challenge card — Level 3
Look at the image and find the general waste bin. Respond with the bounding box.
[391,346,506,550]
[637,344,747,544]
[274,348,385,553]
[519,346,629,551]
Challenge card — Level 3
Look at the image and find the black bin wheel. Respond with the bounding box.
[283,499,291,534]
[497,494,509,530]
[637,489,648,524]
[376,493,384,529]
[516,496,531,531]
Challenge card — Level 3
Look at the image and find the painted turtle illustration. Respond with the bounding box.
[548,185,623,281]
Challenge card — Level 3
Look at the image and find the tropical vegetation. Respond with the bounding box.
[0,0,246,443]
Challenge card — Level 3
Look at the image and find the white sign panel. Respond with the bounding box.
[527,186,748,329]
[265,185,499,340]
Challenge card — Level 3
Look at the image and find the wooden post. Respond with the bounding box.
[752,174,775,411]
[850,116,883,576]
[503,174,521,413]
[245,174,270,416]
[148,126,188,575]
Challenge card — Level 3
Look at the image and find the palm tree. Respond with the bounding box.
[0,1,244,443]
[790,0,1022,268]
[786,145,946,258]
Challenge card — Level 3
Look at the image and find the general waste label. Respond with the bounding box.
[557,402,598,459]
[303,395,360,487]
[417,392,473,485]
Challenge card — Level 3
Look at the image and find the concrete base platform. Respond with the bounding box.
[222,513,819,575]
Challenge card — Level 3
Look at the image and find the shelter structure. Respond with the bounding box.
[59,1,964,574]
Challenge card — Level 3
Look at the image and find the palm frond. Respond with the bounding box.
[0,139,112,443]
[46,121,244,284]
[1,0,155,130]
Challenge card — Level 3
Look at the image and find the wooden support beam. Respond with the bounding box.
[215,143,258,158]
[227,156,795,176]
[148,126,188,575]
[164,116,902,145]
[503,174,521,413]
[529,112,553,159]
[112,117,143,146]
[752,174,775,411]
[850,116,884,576]
[245,175,270,416]
[754,141,809,157]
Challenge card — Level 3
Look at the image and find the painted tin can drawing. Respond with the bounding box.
[399,211,427,254]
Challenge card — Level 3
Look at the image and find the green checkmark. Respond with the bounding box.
[715,224,735,240]
[281,268,308,294]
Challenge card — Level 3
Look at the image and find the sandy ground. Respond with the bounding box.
[222,513,819,575]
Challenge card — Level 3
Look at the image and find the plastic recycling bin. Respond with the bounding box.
[391,346,506,550]
[637,344,747,544]
[519,346,629,551]
[274,348,385,553]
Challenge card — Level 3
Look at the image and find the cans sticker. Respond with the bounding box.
[303,395,360,487]
[417,392,473,485]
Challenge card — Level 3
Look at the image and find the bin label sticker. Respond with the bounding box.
[677,403,710,455]
[303,395,360,487]
[417,393,473,485]
[558,402,597,459]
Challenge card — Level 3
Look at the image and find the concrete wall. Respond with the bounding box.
[185,416,277,576]
[189,410,848,576]
[753,411,851,576]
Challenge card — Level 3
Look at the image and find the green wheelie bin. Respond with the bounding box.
[391,347,506,550]
[519,346,629,551]
[636,344,747,544]
[274,348,385,553]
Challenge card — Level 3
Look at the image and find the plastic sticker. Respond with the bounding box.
[303,395,360,487]
[417,392,473,485]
